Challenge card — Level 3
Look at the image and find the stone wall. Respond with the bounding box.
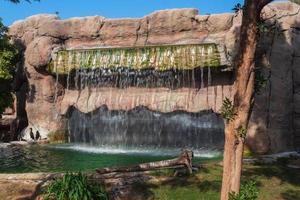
[8,2,300,153]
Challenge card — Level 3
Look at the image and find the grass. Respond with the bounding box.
[44,172,108,200]
[131,160,300,200]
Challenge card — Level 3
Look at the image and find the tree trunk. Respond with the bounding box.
[96,150,193,174]
[220,0,272,199]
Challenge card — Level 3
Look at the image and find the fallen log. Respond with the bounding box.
[96,149,193,175]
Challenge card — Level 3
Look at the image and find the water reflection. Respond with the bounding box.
[0,144,64,173]
[0,144,221,173]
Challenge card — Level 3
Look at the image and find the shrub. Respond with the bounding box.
[44,172,108,200]
[229,180,258,200]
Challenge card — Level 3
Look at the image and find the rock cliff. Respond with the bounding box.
[8,2,300,153]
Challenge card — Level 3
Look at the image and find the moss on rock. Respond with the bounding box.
[48,130,68,144]
[50,44,221,74]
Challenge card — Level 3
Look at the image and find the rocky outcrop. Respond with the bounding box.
[8,2,300,153]
[8,8,236,137]
[247,2,300,153]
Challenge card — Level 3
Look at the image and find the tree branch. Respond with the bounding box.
[96,150,194,175]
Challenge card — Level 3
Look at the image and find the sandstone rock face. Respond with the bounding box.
[8,2,300,153]
[246,2,300,153]
[59,86,233,115]
[25,36,61,70]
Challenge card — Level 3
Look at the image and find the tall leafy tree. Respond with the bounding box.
[0,21,16,80]
[220,0,273,199]
[1,0,40,117]
[0,19,17,116]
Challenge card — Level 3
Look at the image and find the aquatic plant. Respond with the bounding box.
[44,172,108,200]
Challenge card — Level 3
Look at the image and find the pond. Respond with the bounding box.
[0,144,222,173]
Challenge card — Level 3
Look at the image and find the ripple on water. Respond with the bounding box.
[0,144,222,173]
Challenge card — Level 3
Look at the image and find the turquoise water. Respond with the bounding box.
[0,144,222,173]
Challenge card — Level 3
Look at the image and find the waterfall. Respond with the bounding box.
[52,43,225,150]
[68,106,224,150]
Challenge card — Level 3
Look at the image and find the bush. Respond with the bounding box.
[229,180,258,200]
[44,172,108,200]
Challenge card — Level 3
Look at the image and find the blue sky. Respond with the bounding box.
[1,0,248,26]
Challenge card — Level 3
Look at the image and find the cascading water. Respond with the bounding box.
[52,43,225,152]
[67,106,224,149]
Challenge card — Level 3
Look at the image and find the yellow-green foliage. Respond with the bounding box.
[220,97,237,122]
[0,49,16,79]
[50,44,221,74]
[236,126,247,139]
[48,130,68,143]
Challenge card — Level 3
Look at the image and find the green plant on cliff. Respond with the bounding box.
[0,18,17,116]
[254,69,267,94]
[44,172,108,200]
[220,97,237,122]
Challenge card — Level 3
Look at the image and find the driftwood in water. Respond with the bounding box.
[96,150,194,175]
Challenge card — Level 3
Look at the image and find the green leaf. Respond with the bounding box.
[43,172,108,200]
[220,97,237,122]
